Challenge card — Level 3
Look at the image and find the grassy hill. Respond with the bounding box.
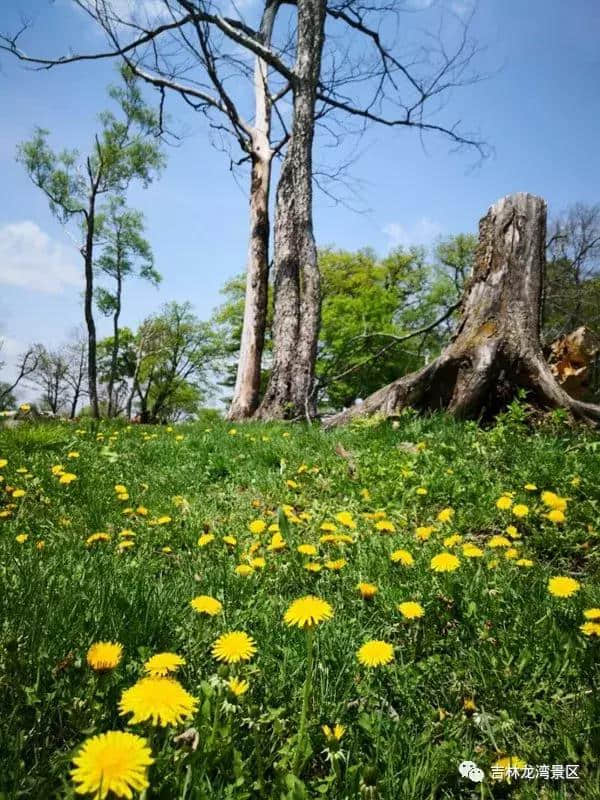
[1,407,599,799]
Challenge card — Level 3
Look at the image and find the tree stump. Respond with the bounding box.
[325,193,600,427]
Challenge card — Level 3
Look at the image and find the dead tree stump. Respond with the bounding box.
[325,193,600,427]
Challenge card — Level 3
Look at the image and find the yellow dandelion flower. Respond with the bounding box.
[250,556,266,569]
[397,601,425,620]
[249,520,266,535]
[223,535,237,547]
[267,532,286,551]
[117,540,134,552]
[548,576,580,598]
[284,595,333,629]
[584,608,600,620]
[545,509,566,523]
[488,535,511,548]
[190,595,222,615]
[524,483,537,491]
[516,558,533,567]
[86,533,111,546]
[416,487,428,496]
[357,582,378,599]
[136,506,148,516]
[235,564,254,576]
[212,631,256,663]
[580,622,600,637]
[320,521,337,532]
[506,525,520,538]
[15,533,28,543]
[360,488,371,501]
[430,552,460,572]
[304,562,322,572]
[390,549,414,566]
[437,507,455,524]
[0,459,7,469]
[541,491,567,511]
[36,540,45,550]
[491,756,527,781]
[143,652,185,677]
[357,640,394,667]
[87,642,123,671]
[335,511,356,529]
[512,504,529,518]
[71,730,153,800]
[155,515,171,525]
[57,471,77,485]
[286,479,299,489]
[12,489,26,499]
[415,525,435,541]
[297,544,317,556]
[322,724,345,741]
[197,533,215,547]
[227,677,250,696]
[443,533,462,547]
[496,495,512,510]
[119,676,198,726]
[375,519,395,532]
[325,558,347,571]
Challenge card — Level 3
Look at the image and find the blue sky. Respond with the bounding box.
[0,0,599,391]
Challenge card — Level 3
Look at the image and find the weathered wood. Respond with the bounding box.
[325,193,600,428]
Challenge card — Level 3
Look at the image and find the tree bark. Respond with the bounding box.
[325,193,600,428]
[227,0,280,421]
[255,0,326,420]
[84,195,100,419]
[107,269,122,418]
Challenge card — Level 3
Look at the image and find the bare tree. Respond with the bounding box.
[29,347,71,414]
[64,332,88,418]
[0,346,42,408]
[2,0,487,419]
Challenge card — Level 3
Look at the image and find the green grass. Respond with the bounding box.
[1,407,599,799]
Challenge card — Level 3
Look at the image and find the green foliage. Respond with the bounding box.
[0,414,598,798]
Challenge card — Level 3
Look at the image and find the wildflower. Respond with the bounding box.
[357,640,394,667]
[430,552,460,572]
[114,484,127,494]
[463,698,476,714]
[496,495,512,510]
[190,595,222,616]
[320,522,337,532]
[143,652,186,677]
[390,549,414,566]
[212,631,257,663]
[0,459,6,469]
[443,533,462,547]
[571,476,581,487]
[325,559,347,571]
[512,504,529,518]
[223,535,237,547]
[15,533,28,544]
[397,601,424,619]
[161,546,173,554]
[357,582,378,599]
[548,576,580,598]
[488,535,511,548]
[250,556,266,569]
[284,596,334,628]
[136,506,148,516]
[335,511,356,529]
[524,483,537,491]
[516,558,534,567]
[71,731,153,799]
[360,488,371,501]
[87,642,123,671]
[580,622,600,637]
[462,543,484,558]
[155,516,171,525]
[59,472,78,485]
[86,533,110,546]
[119,676,198,726]
[506,525,520,538]
[197,533,214,547]
[322,724,345,741]
[416,487,428,496]
[235,564,254,576]
[545,509,566,523]
[415,525,435,541]
[304,562,322,572]
[36,540,45,550]
[117,540,134,552]
[491,756,527,781]
[249,520,266,535]
[375,519,395,532]
[19,403,31,413]
[52,464,65,476]
[437,507,454,524]
[267,532,286,551]
[286,479,299,489]
[227,677,250,696]
[298,544,317,556]
[541,491,567,512]
[12,489,26,498]
[584,608,600,620]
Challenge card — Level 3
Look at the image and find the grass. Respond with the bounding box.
[1,405,599,799]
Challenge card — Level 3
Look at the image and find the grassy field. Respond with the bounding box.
[1,406,599,799]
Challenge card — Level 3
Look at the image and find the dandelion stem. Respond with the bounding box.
[293,626,314,776]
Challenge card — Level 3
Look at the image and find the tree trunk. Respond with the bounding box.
[227,148,271,419]
[84,196,99,419]
[325,193,600,428]
[255,0,326,420]
[227,0,281,421]
[107,272,122,418]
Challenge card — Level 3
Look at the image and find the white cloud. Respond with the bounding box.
[382,217,444,248]
[0,221,82,294]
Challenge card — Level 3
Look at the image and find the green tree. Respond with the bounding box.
[17,66,164,417]
[95,197,160,417]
